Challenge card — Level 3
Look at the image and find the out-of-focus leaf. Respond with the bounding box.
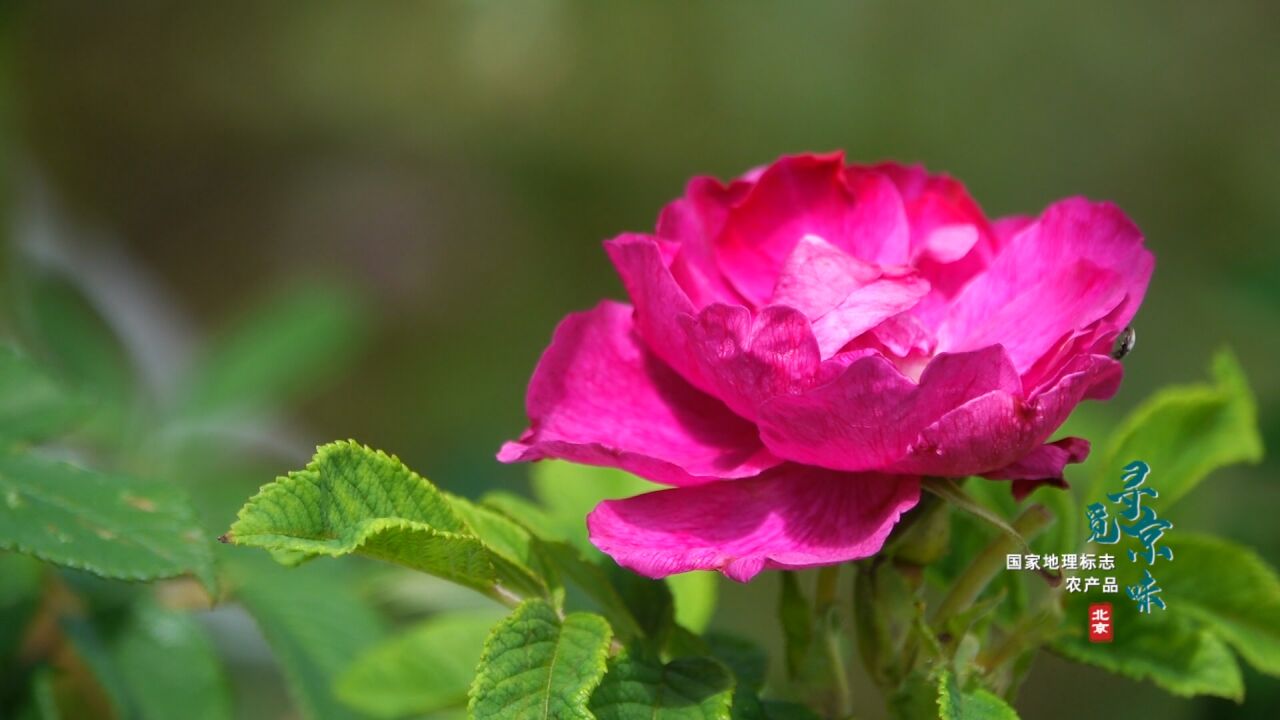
[18,667,61,720]
[936,669,1019,719]
[468,599,612,720]
[0,552,43,662]
[182,285,364,418]
[1054,590,1244,700]
[778,572,812,681]
[229,554,386,720]
[529,460,650,552]
[668,571,718,634]
[110,600,233,720]
[15,272,133,409]
[0,453,215,592]
[703,632,766,692]
[1160,534,1280,676]
[539,541,643,640]
[335,610,500,718]
[225,441,500,596]
[0,346,88,444]
[1087,349,1262,507]
[589,647,734,720]
[445,492,560,602]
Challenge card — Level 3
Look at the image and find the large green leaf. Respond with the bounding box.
[468,599,612,720]
[589,648,734,720]
[225,441,499,595]
[335,610,500,718]
[0,453,215,591]
[1160,534,1280,676]
[182,285,364,418]
[0,346,88,444]
[229,555,386,720]
[1087,349,1262,507]
[936,669,1018,719]
[1054,591,1244,700]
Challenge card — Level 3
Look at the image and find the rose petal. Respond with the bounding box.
[809,273,931,358]
[983,437,1091,500]
[499,301,782,486]
[757,346,1021,472]
[657,176,753,307]
[680,304,823,420]
[587,466,920,581]
[770,234,881,319]
[941,198,1154,360]
[940,259,1127,373]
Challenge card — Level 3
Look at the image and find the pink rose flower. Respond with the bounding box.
[500,152,1153,581]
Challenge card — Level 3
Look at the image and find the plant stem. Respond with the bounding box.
[815,565,852,718]
[931,504,1052,626]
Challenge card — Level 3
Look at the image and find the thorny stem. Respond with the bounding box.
[931,504,1053,626]
[815,565,853,718]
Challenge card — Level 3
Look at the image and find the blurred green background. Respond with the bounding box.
[1,2,1276,717]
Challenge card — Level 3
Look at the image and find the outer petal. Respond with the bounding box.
[498,301,781,486]
[983,437,1091,500]
[757,346,1021,472]
[940,259,1126,373]
[940,198,1154,362]
[587,466,920,581]
[888,353,1121,477]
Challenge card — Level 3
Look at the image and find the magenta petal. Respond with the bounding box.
[587,467,920,581]
[757,346,1020,472]
[657,176,752,307]
[983,437,1090,500]
[681,303,822,420]
[770,234,880,319]
[940,259,1127,372]
[809,273,931,358]
[941,198,1154,363]
[499,301,782,486]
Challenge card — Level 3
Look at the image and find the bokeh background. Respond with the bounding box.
[2,2,1277,718]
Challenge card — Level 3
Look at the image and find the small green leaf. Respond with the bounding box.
[182,285,364,418]
[605,562,675,648]
[1160,534,1280,676]
[335,611,500,718]
[936,669,1019,719]
[229,555,386,720]
[0,453,215,592]
[589,647,734,720]
[446,492,560,602]
[539,541,644,640]
[225,441,497,594]
[1088,349,1262,508]
[922,478,1026,550]
[778,572,812,681]
[468,599,612,720]
[704,632,767,693]
[0,346,88,444]
[1054,592,1244,700]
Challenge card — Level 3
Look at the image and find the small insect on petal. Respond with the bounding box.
[1111,326,1136,360]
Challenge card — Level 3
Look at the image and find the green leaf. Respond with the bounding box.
[936,669,1019,719]
[605,561,675,648]
[0,552,43,663]
[225,441,498,594]
[704,632,767,693]
[229,555,387,720]
[669,572,718,634]
[1160,534,1280,676]
[0,453,216,591]
[539,541,644,640]
[0,346,88,444]
[589,648,735,720]
[445,492,561,602]
[110,600,233,720]
[1054,591,1244,700]
[182,284,364,418]
[468,599,612,720]
[778,572,812,681]
[529,460,651,553]
[923,478,1026,550]
[1088,349,1262,508]
[335,610,501,718]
